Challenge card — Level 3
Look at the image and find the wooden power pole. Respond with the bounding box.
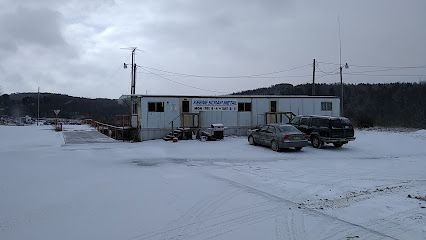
[340,66,343,116]
[130,48,136,95]
[37,87,40,126]
[312,59,316,96]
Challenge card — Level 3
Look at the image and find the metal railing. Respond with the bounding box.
[169,113,200,131]
[85,119,135,141]
[265,112,296,124]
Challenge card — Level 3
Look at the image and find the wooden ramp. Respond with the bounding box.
[63,130,116,144]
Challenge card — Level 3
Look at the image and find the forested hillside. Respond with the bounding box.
[1,82,425,128]
[234,82,426,128]
[0,93,128,122]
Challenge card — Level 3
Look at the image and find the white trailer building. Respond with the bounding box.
[121,95,340,141]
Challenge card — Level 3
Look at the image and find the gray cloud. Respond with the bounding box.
[0,0,425,98]
[0,7,66,47]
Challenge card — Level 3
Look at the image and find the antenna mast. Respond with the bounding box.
[338,16,342,67]
[338,17,345,117]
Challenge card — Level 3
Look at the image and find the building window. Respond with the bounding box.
[238,102,252,112]
[148,102,164,112]
[270,101,277,112]
[148,102,155,112]
[321,102,332,111]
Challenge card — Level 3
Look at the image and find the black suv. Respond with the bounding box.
[290,115,355,148]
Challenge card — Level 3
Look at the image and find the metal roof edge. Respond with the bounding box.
[120,94,339,99]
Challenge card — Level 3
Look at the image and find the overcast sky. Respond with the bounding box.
[0,0,425,98]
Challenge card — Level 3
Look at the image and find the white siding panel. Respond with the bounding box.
[237,112,251,126]
[141,97,180,129]
[278,99,291,112]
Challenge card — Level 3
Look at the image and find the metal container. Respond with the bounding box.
[210,123,224,140]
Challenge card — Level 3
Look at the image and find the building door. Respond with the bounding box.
[270,100,277,112]
[182,100,189,113]
[268,100,278,123]
[181,100,194,127]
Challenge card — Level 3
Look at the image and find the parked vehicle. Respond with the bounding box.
[248,124,309,151]
[289,115,355,148]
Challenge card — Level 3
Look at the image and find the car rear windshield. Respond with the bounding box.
[331,118,352,128]
[277,125,300,133]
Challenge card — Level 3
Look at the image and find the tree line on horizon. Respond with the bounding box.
[0,82,425,128]
[0,93,128,123]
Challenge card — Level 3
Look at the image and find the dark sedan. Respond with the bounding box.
[248,124,309,151]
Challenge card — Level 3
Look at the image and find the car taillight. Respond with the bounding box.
[283,134,289,141]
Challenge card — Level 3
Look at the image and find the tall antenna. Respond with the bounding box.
[337,16,347,117]
[338,16,342,67]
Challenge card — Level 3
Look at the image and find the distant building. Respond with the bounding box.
[120,95,340,141]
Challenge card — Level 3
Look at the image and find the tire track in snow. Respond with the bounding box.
[288,210,307,240]
[171,189,280,240]
[363,208,426,240]
[177,205,280,239]
[274,204,291,240]
[210,175,400,240]
[169,188,242,240]
[128,198,282,240]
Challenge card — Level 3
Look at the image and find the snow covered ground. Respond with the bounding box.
[0,125,425,240]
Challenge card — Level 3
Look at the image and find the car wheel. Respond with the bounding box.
[311,136,323,149]
[333,143,343,148]
[295,147,302,151]
[271,140,280,152]
[248,136,256,145]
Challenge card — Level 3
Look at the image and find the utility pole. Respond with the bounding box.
[122,46,142,139]
[312,58,316,96]
[133,61,137,95]
[122,47,140,95]
[37,86,40,126]
[130,48,136,95]
[339,66,343,116]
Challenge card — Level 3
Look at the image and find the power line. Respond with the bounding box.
[346,73,426,77]
[317,61,341,66]
[138,63,312,79]
[347,64,426,69]
[317,61,426,69]
[316,65,340,75]
[138,67,229,94]
[346,68,426,74]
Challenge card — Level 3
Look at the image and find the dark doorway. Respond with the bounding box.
[270,101,277,112]
[182,100,190,113]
